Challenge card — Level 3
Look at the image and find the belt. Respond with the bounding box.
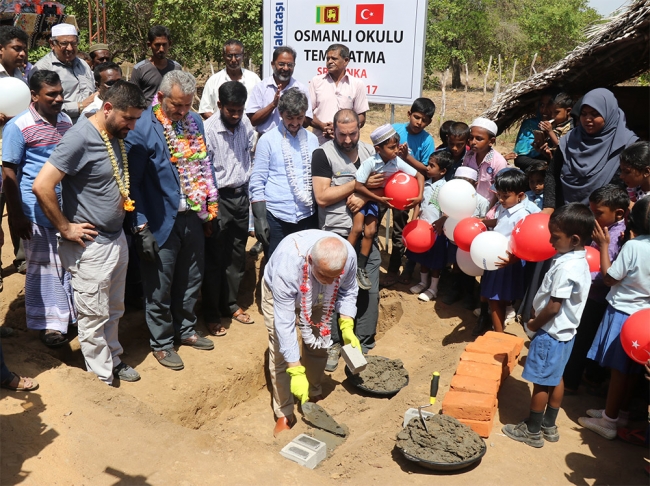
[218,185,248,197]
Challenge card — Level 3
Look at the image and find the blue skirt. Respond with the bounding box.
[587,305,643,374]
[360,202,379,217]
[406,233,448,270]
[447,241,458,265]
[480,261,526,301]
[522,330,575,386]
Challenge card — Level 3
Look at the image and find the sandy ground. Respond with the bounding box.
[1,89,648,485]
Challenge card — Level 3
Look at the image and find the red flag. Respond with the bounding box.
[355,4,384,24]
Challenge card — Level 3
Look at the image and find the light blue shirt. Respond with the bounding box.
[526,190,544,210]
[249,125,319,223]
[393,122,435,165]
[493,199,540,237]
[606,235,650,315]
[355,153,417,185]
[419,178,446,224]
[473,193,490,218]
[264,230,358,363]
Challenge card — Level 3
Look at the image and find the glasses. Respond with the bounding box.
[104,80,118,87]
[225,53,243,60]
[276,62,295,69]
[54,41,78,49]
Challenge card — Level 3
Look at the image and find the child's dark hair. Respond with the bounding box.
[410,97,436,119]
[494,168,528,194]
[588,184,630,212]
[430,151,455,173]
[449,122,470,139]
[439,120,454,145]
[525,161,547,179]
[376,132,400,147]
[620,141,650,172]
[627,196,650,236]
[553,92,573,109]
[549,203,595,245]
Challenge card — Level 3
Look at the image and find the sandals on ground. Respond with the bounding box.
[232,309,254,325]
[40,330,68,348]
[1,372,39,391]
[206,322,228,337]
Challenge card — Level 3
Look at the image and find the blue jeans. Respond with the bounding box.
[266,211,318,259]
[0,343,12,384]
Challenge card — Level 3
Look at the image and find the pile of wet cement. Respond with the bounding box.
[396,414,485,463]
[349,356,408,392]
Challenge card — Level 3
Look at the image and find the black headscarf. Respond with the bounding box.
[559,88,638,204]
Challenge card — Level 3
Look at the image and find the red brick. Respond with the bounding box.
[458,417,495,438]
[455,360,502,386]
[460,351,508,368]
[484,331,525,356]
[450,374,499,396]
[467,337,517,366]
[441,390,497,421]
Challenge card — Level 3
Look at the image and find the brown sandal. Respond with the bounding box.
[1,372,39,391]
[232,308,254,324]
[206,322,227,337]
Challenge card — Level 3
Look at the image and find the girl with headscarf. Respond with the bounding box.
[543,88,638,208]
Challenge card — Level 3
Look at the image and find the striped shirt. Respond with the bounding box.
[2,104,72,228]
[204,113,255,189]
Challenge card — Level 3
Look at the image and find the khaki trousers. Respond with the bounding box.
[262,280,328,418]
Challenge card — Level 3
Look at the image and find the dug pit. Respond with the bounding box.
[348,356,408,392]
[396,414,485,463]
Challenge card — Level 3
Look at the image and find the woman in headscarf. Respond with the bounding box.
[543,88,638,208]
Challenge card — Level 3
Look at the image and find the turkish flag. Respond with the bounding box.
[356,4,384,24]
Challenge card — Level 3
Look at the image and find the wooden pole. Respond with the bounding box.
[491,81,500,105]
[210,62,215,76]
[464,62,469,111]
[511,59,518,84]
[483,55,492,96]
[498,54,502,86]
[530,53,538,76]
[441,68,449,119]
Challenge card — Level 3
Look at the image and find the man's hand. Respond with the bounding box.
[135,227,160,261]
[0,113,6,126]
[61,222,98,247]
[286,365,309,404]
[346,193,367,214]
[10,213,33,240]
[272,87,282,107]
[251,201,270,247]
[366,172,385,189]
[339,317,361,349]
[321,121,334,139]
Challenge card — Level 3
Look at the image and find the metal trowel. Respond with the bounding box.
[301,402,347,437]
[418,371,440,435]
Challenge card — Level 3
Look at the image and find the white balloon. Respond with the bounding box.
[438,179,477,220]
[443,217,459,242]
[0,77,30,117]
[470,231,510,271]
[456,249,483,276]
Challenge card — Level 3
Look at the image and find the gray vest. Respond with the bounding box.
[319,140,375,236]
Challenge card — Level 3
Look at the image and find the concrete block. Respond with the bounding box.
[280,443,322,469]
[457,417,495,438]
[450,374,499,396]
[341,344,367,374]
[293,434,327,464]
[455,360,502,386]
[441,390,497,421]
[403,407,436,428]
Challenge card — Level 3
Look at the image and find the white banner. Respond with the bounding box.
[262,0,428,105]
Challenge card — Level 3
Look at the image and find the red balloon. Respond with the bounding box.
[384,172,419,210]
[510,213,557,262]
[402,219,436,253]
[585,246,600,272]
[453,217,487,252]
[620,308,650,365]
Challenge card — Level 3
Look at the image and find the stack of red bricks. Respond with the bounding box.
[441,331,525,438]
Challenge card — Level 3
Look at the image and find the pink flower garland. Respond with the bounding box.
[298,260,341,348]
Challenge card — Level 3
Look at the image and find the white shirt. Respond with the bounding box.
[493,200,540,237]
[81,95,103,116]
[198,68,261,115]
[355,154,417,184]
[533,250,592,341]
[606,235,650,315]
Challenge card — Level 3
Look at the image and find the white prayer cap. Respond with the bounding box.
[454,166,478,181]
[51,23,78,37]
[469,117,498,137]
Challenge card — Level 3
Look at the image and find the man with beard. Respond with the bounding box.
[198,39,260,120]
[247,46,312,136]
[2,71,75,348]
[130,25,181,105]
[202,81,256,335]
[311,109,383,372]
[33,81,147,385]
[30,23,96,124]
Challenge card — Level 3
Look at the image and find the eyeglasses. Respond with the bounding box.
[104,80,118,87]
[225,53,243,60]
[276,62,295,69]
[54,40,78,48]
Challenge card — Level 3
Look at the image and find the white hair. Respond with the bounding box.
[159,70,196,97]
[311,237,348,271]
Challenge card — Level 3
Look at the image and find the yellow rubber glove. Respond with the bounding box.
[339,317,361,350]
[286,365,309,404]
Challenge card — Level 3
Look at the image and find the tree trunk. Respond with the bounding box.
[451,57,462,89]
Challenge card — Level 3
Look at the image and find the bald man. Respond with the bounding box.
[262,229,360,436]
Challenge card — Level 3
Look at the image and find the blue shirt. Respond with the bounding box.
[2,104,72,228]
[355,153,417,185]
[249,125,319,223]
[525,190,544,210]
[514,118,541,157]
[393,122,435,165]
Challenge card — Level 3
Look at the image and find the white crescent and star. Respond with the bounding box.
[631,340,639,349]
[391,173,410,184]
[360,8,373,19]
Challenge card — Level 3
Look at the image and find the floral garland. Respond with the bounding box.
[298,259,340,349]
[152,94,218,222]
[100,129,134,211]
[281,126,313,207]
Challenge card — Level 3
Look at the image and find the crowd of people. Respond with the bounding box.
[0,23,648,451]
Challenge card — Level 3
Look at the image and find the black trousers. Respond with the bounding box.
[387,208,409,274]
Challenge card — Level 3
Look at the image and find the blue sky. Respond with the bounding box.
[588,0,630,16]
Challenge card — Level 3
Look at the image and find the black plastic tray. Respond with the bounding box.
[344,356,409,397]
[398,441,487,471]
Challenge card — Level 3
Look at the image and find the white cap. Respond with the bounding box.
[470,117,498,137]
[51,23,78,37]
[454,166,478,181]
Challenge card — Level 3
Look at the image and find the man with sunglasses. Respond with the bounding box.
[198,39,260,120]
[247,46,312,136]
[81,62,123,116]
[30,23,95,124]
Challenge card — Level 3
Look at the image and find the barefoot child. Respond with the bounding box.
[350,124,424,289]
[503,203,594,448]
[618,141,650,204]
[579,196,650,439]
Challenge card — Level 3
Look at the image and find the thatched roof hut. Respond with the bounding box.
[484,0,650,135]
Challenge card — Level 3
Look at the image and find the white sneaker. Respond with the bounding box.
[410,282,428,294]
[586,409,629,427]
[418,289,437,302]
[578,416,617,439]
[506,306,516,320]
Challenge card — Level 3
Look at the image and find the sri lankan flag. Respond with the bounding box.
[316,5,340,24]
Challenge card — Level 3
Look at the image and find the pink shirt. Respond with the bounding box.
[462,147,507,206]
[309,72,369,144]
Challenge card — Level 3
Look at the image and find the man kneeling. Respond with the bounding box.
[263,230,360,436]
